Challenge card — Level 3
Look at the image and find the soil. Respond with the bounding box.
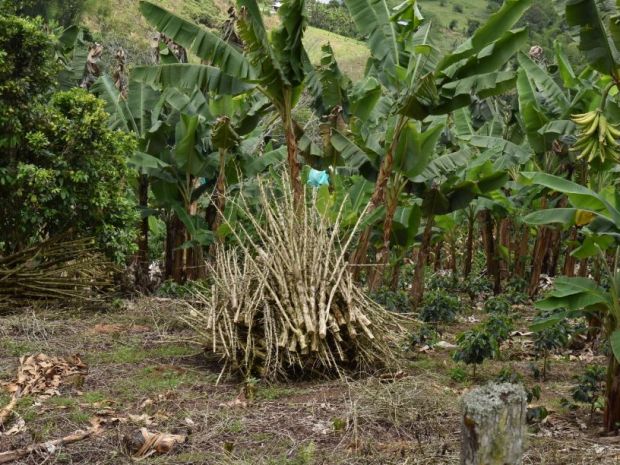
[0,297,619,464]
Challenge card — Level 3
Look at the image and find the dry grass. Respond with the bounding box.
[0,297,619,464]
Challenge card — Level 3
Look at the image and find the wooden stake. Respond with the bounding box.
[461,383,527,465]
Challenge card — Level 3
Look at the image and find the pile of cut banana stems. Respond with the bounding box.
[0,237,116,305]
[186,176,403,379]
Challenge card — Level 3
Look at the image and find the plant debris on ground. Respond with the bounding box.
[0,299,618,464]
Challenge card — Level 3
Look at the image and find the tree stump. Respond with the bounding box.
[460,383,527,465]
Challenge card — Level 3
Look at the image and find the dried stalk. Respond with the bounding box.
[0,419,107,464]
[184,173,405,379]
[0,237,117,306]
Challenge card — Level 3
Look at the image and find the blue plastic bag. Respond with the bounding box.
[307,168,329,187]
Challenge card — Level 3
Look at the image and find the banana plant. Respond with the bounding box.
[336,0,533,273]
[91,75,165,286]
[136,0,312,204]
[522,171,620,431]
[565,0,620,79]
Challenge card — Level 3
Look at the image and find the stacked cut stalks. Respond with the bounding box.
[185,176,403,379]
[0,237,117,305]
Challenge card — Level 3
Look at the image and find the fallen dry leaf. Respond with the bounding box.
[0,414,26,436]
[1,354,87,427]
[435,341,457,350]
[219,390,248,409]
[123,428,187,458]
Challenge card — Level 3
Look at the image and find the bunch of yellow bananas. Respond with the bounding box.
[571,110,620,163]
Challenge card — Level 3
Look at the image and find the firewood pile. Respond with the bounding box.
[0,237,117,306]
[185,176,405,379]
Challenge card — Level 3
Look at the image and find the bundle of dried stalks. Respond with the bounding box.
[0,237,117,306]
[185,175,405,379]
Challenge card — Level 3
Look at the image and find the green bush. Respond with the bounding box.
[427,272,458,292]
[532,311,572,379]
[483,314,513,345]
[0,0,88,26]
[483,295,511,314]
[449,366,467,382]
[505,277,528,304]
[370,287,411,313]
[0,15,137,261]
[571,365,605,421]
[495,367,522,384]
[409,324,440,350]
[453,328,495,377]
[419,289,461,324]
[461,274,493,301]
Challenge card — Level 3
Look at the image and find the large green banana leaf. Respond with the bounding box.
[565,0,620,75]
[139,1,253,79]
[91,75,132,132]
[344,0,400,70]
[517,52,569,117]
[522,172,620,232]
[132,64,252,95]
[437,0,533,72]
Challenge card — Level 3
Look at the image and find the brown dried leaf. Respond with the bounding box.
[124,428,187,458]
[218,390,248,409]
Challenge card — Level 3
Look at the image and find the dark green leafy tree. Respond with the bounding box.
[483,314,514,347]
[0,14,137,262]
[484,295,512,314]
[522,172,620,428]
[338,0,533,289]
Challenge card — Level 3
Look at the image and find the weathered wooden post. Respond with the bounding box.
[461,383,527,465]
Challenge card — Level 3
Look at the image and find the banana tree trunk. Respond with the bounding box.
[135,174,150,290]
[368,185,399,291]
[433,242,442,272]
[463,209,474,278]
[605,353,620,432]
[411,216,434,309]
[480,210,500,294]
[351,147,396,281]
[514,224,529,278]
[165,213,187,283]
[187,178,206,280]
[390,259,402,291]
[551,231,562,276]
[562,228,578,277]
[449,238,457,280]
[209,148,228,256]
[498,218,510,279]
[283,98,302,207]
[529,226,551,296]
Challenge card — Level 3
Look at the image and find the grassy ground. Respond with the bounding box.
[304,27,369,81]
[1,296,619,464]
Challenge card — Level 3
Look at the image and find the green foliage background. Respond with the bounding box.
[0,14,137,261]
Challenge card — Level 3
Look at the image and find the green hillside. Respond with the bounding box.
[82,0,228,54]
[304,27,369,80]
[80,0,563,79]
